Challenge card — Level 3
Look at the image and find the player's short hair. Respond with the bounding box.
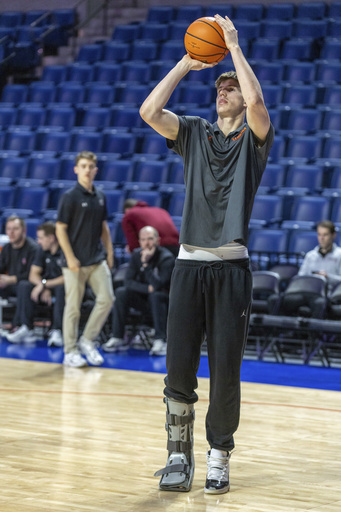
[75,151,97,165]
[317,220,336,234]
[5,215,26,229]
[37,221,56,237]
[215,71,239,89]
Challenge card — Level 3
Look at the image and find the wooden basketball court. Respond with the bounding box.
[1,357,340,511]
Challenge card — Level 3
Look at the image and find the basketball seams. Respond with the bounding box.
[197,19,226,43]
[185,32,227,51]
[184,17,229,63]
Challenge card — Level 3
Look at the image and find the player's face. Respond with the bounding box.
[6,219,25,246]
[139,230,159,251]
[216,78,245,117]
[74,158,98,187]
[317,227,335,252]
[37,230,54,251]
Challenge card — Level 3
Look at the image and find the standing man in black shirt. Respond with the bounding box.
[56,151,114,368]
[6,222,65,347]
[0,215,38,336]
[140,15,274,494]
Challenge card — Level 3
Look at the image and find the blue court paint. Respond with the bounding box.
[1,337,341,391]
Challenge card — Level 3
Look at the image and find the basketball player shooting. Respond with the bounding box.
[140,14,274,494]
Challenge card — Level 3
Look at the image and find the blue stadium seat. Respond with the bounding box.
[168,191,186,216]
[0,11,23,27]
[1,84,28,104]
[249,39,279,60]
[234,4,264,20]
[102,130,137,155]
[284,164,323,192]
[284,108,322,134]
[16,105,46,129]
[288,196,331,224]
[127,190,162,207]
[296,2,326,19]
[234,20,261,41]
[250,195,284,227]
[84,83,116,105]
[93,62,122,83]
[13,186,49,214]
[320,38,341,61]
[45,105,75,131]
[0,156,28,180]
[293,20,327,39]
[268,135,286,162]
[112,24,141,42]
[175,5,204,21]
[178,83,213,105]
[28,81,57,104]
[322,110,341,133]
[147,5,174,22]
[51,8,76,29]
[102,41,130,61]
[316,62,341,84]
[69,129,102,153]
[254,62,284,83]
[248,229,289,269]
[328,167,341,189]
[133,160,169,186]
[81,106,112,129]
[205,5,233,18]
[186,66,215,84]
[110,216,127,245]
[262,85,283,107]
[0,106,17,128]
[66,62,94,83]
[159,40,186,61]
[48,180,74,209]
[260,20,293,39]
[117,84,150,106]
[130,40,159,62]
[168,21,189,40]
[38,128,70,153]
[141,133,169,156]
[280,39,313,61]
[265,3,294,19]
[167,158,184,185]
[24,217,42,238]
[4,128,36,153]
[327,18,341,37]
[286,135,323,159]
[139,23,169,42]
[110,106,142,129]
[40,65,67,83]
[104,190,125,217]
[101,160,134,184]
[323,136,341,159]
[16,26,45,43]
[121,61,152,83]
[24,10,50,26]
[28,155,61,182]
[330,197,341,224]
[77,44,103,63]
[56,82,85,104]
[260,163,285,189]
[0,185,15,209]
[283,63,316,84]
[287,230,318,256]
[329,1,341,17]
[323,85,341,106]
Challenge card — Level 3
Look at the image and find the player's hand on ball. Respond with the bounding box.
[182,54,219,70]
[214,15,239,49]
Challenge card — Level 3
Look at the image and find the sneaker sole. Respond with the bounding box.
[204,484,230,494]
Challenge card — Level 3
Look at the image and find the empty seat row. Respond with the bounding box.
[0,9,76,28]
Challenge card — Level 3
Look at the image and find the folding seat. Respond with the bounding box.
[250,195,284,228]
[0,156,29,180]
[284,108,322,134]
[45,105,75,131]
[167,191,186,217]
[185,107,214,122]
[0,185,15,209]
[47,180,74,209]
[265,3,295,20]
[159,41,186,61]
[260,20,293,40]
[117,84,150,106]
[121,61,152,83]
[288,196,331,225]
[16,105,46,129]
[327,18,341,37]
[102,129,137,155]
[260,163,285,190]
[328,1,341,17]
[104,190,125,217]
[84,83,115,105]
[133,160,169,187]
[249,39,279,60]
[51,8,76,28]
[4,128,36,153]
[320,39,341,61]
[167,158,184,185]
[38,129,70,153]
[76,44,103,64]
[316,62,341,84]
[111,24,140,42]
[40,65,67,84]
[110,106,142,129]
[101,160,134,184]
[130,42,159,63]
[205,5,233,18]
[24,10,50,26]
[27,155,61,182]
[81,107,111,129]
[175,6,204,21]
[296,2,326,19]
[69,129,102,153]
[284,164,323,192]
[139,23,169,42]
[102,41,130,62]
[262,85,282,108]
[248,229,289,269]
[233,20,261,41]
[186,66,215,84]
[0,11,23,27]
[27,81,56,104]
[66,63,94,83]
[168,21,190,40]
[267,109,280,131]
[286,135,323,160]
[322,110,341,133]
[56,82,85,104]
[147,5,174,23]
[283,63,316,85]
[268,135,286,162]
[323,136,341,159]
[1,84,28,104]
[254,62,284,84]
[13,186,49,215]
[251,270,280,314]
[280,39,313,61]
[7,41,40,71]
[328,167,341,189]
[269,263,299,292]
[16,26,45,43]
[0,106,17,128]
[234,4,264,21]
[294,20,328,40]
[279,274,327,319]
[323,85,341,106]
[178,83,213,106]
[330,197,341,224]
[141,133,169,156]
[0,27,12,39]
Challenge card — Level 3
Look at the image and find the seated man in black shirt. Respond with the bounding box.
[6,222,65,346]
[0,215,38,334]
[102,226,175,356]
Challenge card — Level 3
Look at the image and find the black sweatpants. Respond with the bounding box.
[164,258,252,452]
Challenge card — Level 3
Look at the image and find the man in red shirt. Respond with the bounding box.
[122,199,179,257]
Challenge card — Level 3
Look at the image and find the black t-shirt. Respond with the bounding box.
[57,182,107,267]
[0,237,38,281]
[167,117,274,248]
[33,246,63,279]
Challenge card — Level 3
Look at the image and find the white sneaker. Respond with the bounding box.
[6,324,36,343]
[131,331,152,350]
[102,337,129,352]
[204,449,230,494]
[48,329,63,347]
[149,338,167,356]
[79,335,104,366]
[63,350,87,368]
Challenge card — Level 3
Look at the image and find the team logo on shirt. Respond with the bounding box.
[82,202,88,207]
[99,198,104,206]
[232,126,246,141]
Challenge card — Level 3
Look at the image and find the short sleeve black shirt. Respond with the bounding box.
[33,246,63,279]
[167,116,274,248]
[0,237,38,281]
[57,182,107,266]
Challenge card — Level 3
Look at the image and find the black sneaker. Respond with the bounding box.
[204,450,230,494]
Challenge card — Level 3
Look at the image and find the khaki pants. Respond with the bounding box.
[62,261,114,354]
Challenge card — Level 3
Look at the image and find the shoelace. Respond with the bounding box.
[207,452,229,481]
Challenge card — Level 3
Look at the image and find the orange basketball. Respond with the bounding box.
[184,17,228,64]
